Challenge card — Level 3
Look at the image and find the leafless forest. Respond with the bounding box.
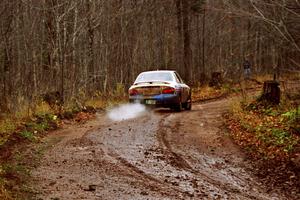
[0,0,299,113]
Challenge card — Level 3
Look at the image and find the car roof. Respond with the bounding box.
[134,70,177,83]
[139,70,176,74]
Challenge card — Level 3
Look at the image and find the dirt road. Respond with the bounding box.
[32,98,287,199]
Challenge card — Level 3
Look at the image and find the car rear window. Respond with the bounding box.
[135,72,174,83]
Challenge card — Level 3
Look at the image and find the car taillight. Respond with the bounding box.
[162,87,175,94]
[129,89,139,96]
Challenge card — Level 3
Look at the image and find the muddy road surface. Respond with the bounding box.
[32,99,287,199]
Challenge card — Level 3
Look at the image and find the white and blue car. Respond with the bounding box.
[128,70,192,111]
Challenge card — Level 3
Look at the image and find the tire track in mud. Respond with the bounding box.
[56,134,184,199]
[156,118,193,171]
[99,148,190,198]
[156,111,267,200]
[84,114,195,199]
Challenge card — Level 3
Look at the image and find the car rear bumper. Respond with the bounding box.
[129,94,180,108]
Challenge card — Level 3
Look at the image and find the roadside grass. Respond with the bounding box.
[192,84,234,102]
[281,71,300,81]
[253,74,273,83]
[0,89,128,199]
[227,97,300,160]
[227,72,300,160]
[0,111,61,199]
[85,94,126,110]
[226,93,300,196]
[0,119,18,146]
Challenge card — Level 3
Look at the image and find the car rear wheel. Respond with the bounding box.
[183,96,192,110]
[173,102,182,112]
[184,101,192,110]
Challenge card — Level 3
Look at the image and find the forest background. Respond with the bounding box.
[0,0,299,114]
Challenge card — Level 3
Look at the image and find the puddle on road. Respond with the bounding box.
[107,103,147,121]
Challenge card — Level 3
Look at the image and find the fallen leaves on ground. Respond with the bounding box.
[74,112,95,123]
[225,100,300,197]
[226,101,300,161]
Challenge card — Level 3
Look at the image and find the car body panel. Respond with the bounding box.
[129,70,191,110]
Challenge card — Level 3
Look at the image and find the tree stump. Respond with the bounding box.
[209,72,222,88]
[259,80,280,104]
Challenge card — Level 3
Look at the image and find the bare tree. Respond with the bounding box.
[0,0,299,114]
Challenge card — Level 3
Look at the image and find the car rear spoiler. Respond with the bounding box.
[134,81,171,85]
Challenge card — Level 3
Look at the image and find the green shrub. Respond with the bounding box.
[19,131,35,141]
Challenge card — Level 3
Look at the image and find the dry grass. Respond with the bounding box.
[34,102,54,116]
[0,119,17,135]
[0,118,21,147]
[85,98,107,109]
[253,72,300,82]
[0,101,56,146]
[281,71,300,81]
[86,95,127,110]
[192,85,229,102]
[0,186,12,200]
[254,74,274,83]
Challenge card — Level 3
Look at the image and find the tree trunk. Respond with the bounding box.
[175,0,183,76]
[182,0,191,82]
[202,5,206,82]
[259,81,281,104]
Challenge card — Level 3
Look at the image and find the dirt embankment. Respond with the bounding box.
[29,99,297,199]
